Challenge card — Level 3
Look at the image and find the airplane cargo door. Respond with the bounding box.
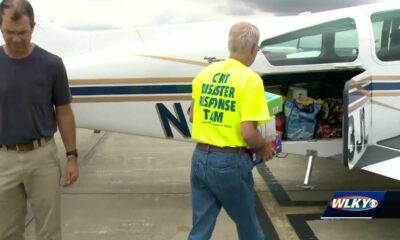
[341,9,400,179]
[343,73,372,169]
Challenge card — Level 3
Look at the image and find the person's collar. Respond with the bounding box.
[227,57,246,66]
[3,43,35,59]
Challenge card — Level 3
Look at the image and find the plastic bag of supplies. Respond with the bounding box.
[284,99,320,141]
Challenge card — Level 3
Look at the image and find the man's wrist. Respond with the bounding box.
[255,138,266,150]
[66,149,78,158]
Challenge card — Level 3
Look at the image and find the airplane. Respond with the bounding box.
[2,1,399,182]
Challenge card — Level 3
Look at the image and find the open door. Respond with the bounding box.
[343,73,372,169]
[344,72,400,180]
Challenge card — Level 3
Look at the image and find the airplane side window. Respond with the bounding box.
[372,21,384,53]
[262,39,299,61]
[260,18,358,66]
[334,29,358,60]
[288,34,322,59]
[372,9,400,61]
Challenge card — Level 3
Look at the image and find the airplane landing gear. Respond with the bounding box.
[303,149,318,190]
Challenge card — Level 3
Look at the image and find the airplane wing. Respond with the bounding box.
[355,143,400,180]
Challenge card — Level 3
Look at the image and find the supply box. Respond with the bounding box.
[266,91,283,116]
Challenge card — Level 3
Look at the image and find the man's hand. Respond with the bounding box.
[240,121,275,162]
[258,139,275,163]
[63,157,79,187]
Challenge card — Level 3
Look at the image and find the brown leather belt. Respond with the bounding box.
[196,143,246,153]
[0,135,54,152]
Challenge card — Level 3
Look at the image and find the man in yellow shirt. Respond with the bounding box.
[188,22,274,240]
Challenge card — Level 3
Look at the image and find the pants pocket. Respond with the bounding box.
[241,153,254,187]
[211,164,241,193]
[191,150,205,182]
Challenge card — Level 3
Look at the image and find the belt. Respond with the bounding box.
[196,143,246,153]
[0,135,54,152]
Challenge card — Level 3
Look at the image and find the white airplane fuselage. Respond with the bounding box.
[2,2,399,180]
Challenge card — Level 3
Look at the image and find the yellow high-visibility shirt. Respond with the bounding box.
[192,58,270,147]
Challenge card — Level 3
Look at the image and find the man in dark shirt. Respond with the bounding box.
[0,1,79,239]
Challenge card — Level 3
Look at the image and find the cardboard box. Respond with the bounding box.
[287,86,307,100]
[266,91,283,116]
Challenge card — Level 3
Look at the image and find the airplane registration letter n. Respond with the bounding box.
[156,103,191,138]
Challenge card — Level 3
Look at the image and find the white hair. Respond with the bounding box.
[228,22,260,55]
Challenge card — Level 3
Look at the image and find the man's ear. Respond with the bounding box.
[31,21,36,31]
[251,43,259,55]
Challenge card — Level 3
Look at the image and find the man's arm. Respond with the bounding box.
[55,104,79,187]
[241,121,274,162]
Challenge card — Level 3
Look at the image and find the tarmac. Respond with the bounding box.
[24,129,400,240]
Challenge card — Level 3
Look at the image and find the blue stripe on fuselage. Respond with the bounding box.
[70,85,192,96]
[349,92,366,104]
[349,82,400,104]
[69,82,399,98]
[356,82,400,91]
[371,82,400,91]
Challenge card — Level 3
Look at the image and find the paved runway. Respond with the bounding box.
[24,129,400,239]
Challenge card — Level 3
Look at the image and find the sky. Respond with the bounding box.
[29,0,395,30]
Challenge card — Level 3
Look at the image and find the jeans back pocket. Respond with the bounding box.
[208,153,241,193]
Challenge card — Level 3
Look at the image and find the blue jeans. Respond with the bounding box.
[188,148,265,240]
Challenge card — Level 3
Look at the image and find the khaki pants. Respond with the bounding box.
[0,140,61,240]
